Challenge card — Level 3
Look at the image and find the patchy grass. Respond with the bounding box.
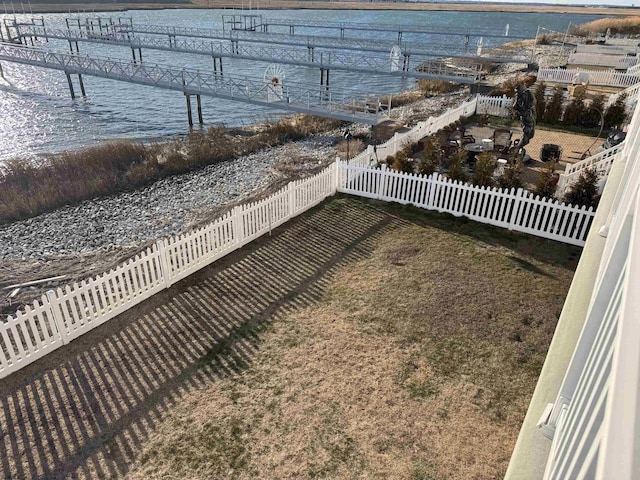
[126,197,578,480]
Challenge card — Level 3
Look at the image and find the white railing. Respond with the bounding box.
[605,81,640,109]
[537,67,640,87]
[476,94,511,117]
[347,96,479,168]
[568,52,638,69]
[539,99,640,480]
[0,163,338,379]
[337,162,594,246]
[556,144,625,197]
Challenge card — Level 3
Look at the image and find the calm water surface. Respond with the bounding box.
[0,9,604,161]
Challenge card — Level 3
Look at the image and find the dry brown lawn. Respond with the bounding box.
[119,197,578,480]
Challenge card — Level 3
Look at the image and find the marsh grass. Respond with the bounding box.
[0,115,343,224]
[571,16,640,36]
[126,197,579,480]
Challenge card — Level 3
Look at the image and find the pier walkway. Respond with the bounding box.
[60,18,528,64]
[0,43,389,125]
[16,26,482,83]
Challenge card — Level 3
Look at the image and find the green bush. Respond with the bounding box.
[562,92,586,127]
[417,137,441,176]
[535,82,547,121]
[471,152,495,187]
[564,167,599,208]
[534,162,558,199]
[604,94,628,130]
[497,160,523,190]
[543,86,564,124]
[447,149,469,183]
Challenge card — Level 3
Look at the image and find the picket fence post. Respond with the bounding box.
[378,164,388,200]
[45,290,69,346]
[233,205,244,246]
[393,132,400,154]
[156,239,173,288]
[427,172,438,209]
[508,188,525,230]
[287,181,295,219]
[334,159,341,193]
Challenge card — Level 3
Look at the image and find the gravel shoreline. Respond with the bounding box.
[0,90,469,262]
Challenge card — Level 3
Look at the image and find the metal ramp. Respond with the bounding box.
[59,18,529,64]
[237,17,530,41]
[16,25,482,83]
[0,43,390,125]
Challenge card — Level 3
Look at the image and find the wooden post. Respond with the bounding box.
[138,48,143,62]
[131,48,137,64]
[196,95,203,125]
[78,74,86,97]
[65,73,75,99]
[185,94,193,128]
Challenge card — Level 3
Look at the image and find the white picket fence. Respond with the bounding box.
[556,144,625,197]
[476,94,512,117]
[347,96,480,168]
[0,163,338,379]
[0,92,593,379]
[538,68,640,87]
[337,162,594,246]
[605,81,640,109]
[568,52,638,69]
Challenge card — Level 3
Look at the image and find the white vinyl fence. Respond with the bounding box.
[556,144,625,197]
[337,162,594,246]
[476,94,511,117]
[347,96,480,168]
[0,163,338,379]
[538,68,640,87]
[538,97,640,480]
[568,52,638,69]
[0,92,589,380]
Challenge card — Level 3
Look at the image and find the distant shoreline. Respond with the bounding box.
[19,1,640,16]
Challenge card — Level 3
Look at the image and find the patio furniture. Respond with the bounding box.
[463,142,492,169]
[494,158,508,177]
[492,128,513,154]
[541,144,562,162]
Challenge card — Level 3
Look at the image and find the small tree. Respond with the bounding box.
[417,137,441,176]
[534,162,558,199]
[564,167,599,208]
[544,86,564,124]
[471,152,495,187]
[585,94,605,129]
[604,94,628,130]
[391,148,414,174]
[497,160,523,190]
[447,149,469,183]
[562,92,586,127]
[535,82,547,121]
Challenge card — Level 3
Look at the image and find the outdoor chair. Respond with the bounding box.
[493,128,513,154]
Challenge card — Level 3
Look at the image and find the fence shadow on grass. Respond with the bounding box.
[0,199,398,480]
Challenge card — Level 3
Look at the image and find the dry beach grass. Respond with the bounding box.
[0,197,579,479]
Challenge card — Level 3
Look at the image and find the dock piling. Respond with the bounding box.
[196,94,203,125]
[185,94,193,128]
[65,73,76,99]
[78,74,86,97]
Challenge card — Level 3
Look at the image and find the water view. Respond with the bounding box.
[0,9,603,160]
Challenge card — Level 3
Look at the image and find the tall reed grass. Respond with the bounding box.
[0,115,343,224]
[571,16,640,36]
